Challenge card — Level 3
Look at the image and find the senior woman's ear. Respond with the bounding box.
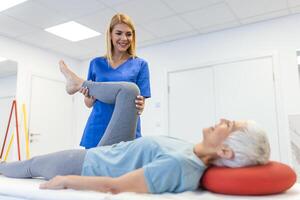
[216,145,234,160]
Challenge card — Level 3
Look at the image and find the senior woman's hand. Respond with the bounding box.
[40,176,68,189]
[135,95,145,115]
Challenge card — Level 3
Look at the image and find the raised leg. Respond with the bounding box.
[59,61,140,146]
[82,81,140,146]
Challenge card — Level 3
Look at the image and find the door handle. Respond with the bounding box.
[30,133,41,137]
[30,139,39,143]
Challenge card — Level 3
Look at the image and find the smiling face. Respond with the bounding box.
[202,119,247,149]
[111,23,133,54]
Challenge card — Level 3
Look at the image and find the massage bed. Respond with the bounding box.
[0,176,299,200]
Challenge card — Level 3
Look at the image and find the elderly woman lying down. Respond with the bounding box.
[0,61,270,194]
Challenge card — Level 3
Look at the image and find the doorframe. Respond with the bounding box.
[166,52,290,164]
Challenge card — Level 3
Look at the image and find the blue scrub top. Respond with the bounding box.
[80,56,151,149]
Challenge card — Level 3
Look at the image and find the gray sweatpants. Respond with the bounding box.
[0,81,140,180]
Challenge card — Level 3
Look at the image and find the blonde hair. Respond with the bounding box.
[105,13,136,64]
[213,121,270,168]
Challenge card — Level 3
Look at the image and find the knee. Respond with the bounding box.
[120,82,140,97]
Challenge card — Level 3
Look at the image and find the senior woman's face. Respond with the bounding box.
[202,119,247,148]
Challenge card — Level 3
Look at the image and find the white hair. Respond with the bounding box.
[212,120,270,168]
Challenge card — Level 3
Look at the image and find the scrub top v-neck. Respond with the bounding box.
[81,56,151,149]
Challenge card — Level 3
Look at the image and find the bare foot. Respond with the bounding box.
[59,60,84,94]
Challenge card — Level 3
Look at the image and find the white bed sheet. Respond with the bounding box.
[0,176,299,200]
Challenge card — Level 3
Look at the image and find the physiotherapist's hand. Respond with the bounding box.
[80,87,95,100]
[135,95,145,115]
[39,176,68,190]
[79,87,90,97]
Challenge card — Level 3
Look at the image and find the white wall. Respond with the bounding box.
[0,36,81,159]
[0,75,16,97]
[76,14,300,164]
[140,14,300,164]
[0,37,80,103]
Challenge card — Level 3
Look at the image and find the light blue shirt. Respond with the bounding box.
[81,136,207,193]
[81,57,151,149]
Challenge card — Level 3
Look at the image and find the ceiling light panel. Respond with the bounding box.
[45,21,101,42]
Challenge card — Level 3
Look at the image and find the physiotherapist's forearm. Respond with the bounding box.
[84,96,95,108]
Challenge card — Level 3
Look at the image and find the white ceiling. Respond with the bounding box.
[0,0,300,61]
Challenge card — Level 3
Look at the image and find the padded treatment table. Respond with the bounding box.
[0,176,299,200]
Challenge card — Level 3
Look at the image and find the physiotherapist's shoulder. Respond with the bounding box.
[132,57,149,67]
[88,57,107,73]
[90,56,107,64]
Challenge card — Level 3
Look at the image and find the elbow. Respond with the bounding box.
[109,179,123,194]
[109,188,121,194]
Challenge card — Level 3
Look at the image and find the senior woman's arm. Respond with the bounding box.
[39,168,148,194]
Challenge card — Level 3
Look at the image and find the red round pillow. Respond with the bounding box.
[201,161,297,195]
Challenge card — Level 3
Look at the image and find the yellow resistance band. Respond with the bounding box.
[22,104,30,159]
[4,132,14,161]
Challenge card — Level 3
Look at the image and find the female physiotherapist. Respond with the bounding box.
[80,13,151,149]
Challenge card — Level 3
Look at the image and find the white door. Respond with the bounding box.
[168,67,215,143]
[29,76,74,157]
[214,57,279,160]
